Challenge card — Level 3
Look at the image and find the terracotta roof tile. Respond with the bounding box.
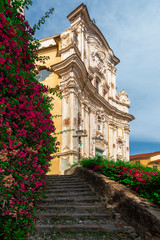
[130,151,160,160]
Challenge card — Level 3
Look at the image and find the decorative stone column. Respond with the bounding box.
[113,126,117,160]
[81,103,90,158]
[90,108,96,157]
[124,126,130,161]
[81,24,85,62]
[104,120,109,158]
[108,122,117,160]
[59,76,79,174]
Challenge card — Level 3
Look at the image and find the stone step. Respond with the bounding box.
[46,185,90,190]
[44,192,96,198]
[29,231,135,240]
[44,196,100,201]
[31,175,140,240]
[46,183,89,188]
[35,223,125,233]
[46,178,81,182]
[46,175,77,179]
[46,180,86,184]
[47,181,86,184]
[36,213,111,219]
[46,188,91,194]
[38,204,104,210]
[36,206,108,215]
[42,199,99,206]
[47,184,88,188]
[35,218,116,227]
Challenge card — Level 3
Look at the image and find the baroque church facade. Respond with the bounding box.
[35,4,135,174]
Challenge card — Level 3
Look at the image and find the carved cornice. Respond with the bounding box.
[57,150,78,157]
[109,96,130,108]
[88,66,105,79]
[51,53,134,122]
[59,42,81,58]
[51,53,87,80]
[38,34,60,50]
[34,65,53,74]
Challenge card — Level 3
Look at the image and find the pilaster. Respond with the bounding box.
[124,126,130,161]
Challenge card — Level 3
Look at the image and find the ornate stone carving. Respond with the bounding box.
[63,118,70,127]
[111,83,114,89]
[63,89,69,94]
[91,139,95,155]
[91,51,106,75]
[83,129,87,134]
[39,38,56,49]
[73,117,78,126]
[64,96,69,104]
[118,89,130,105]
[61,29,73,49]
[117,141,123,157]
[95,140,105,149]
[63,145,70,151]
[62,74,70,82]
[72,29,78,45]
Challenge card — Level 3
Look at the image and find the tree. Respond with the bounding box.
[0,0,58,239]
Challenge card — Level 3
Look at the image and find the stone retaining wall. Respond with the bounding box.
[64,166,160,240]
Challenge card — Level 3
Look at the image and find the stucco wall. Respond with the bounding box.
[37,43,62,175]
[130,158,150,167]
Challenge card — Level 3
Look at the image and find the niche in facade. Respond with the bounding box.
[35,69,52,82]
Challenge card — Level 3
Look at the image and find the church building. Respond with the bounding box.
[35,4,135,174]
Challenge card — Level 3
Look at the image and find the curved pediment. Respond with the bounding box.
[67,3,120,66]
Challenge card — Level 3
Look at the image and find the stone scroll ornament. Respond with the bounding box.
[61,29,74,48]
[118,89,130,105]
[91,51,106,75]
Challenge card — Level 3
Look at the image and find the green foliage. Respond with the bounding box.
[71,162,78,168]
[0,0,58,239]
[81,156,160,207]
[35,8,54,31]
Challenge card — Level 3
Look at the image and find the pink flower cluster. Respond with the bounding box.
[0,1,59,239]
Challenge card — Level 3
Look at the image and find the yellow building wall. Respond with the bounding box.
[148,162,160,170]
[36,41,62,175]
[130,158,150,167]
[130,158,160,170]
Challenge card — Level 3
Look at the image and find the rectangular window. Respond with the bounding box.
[153,166,158,170]
[95,148,103,157]
[136,161,140,166]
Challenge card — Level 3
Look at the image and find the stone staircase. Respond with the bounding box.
[29,175,141,240]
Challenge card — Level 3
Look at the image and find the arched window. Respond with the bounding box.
[96,79,99,92]
[35,69,52,82]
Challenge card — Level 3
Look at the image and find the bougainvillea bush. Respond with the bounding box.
[0,0,58,239]
[81,156,160,207]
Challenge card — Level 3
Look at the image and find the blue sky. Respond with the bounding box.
[25,0,160,155]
